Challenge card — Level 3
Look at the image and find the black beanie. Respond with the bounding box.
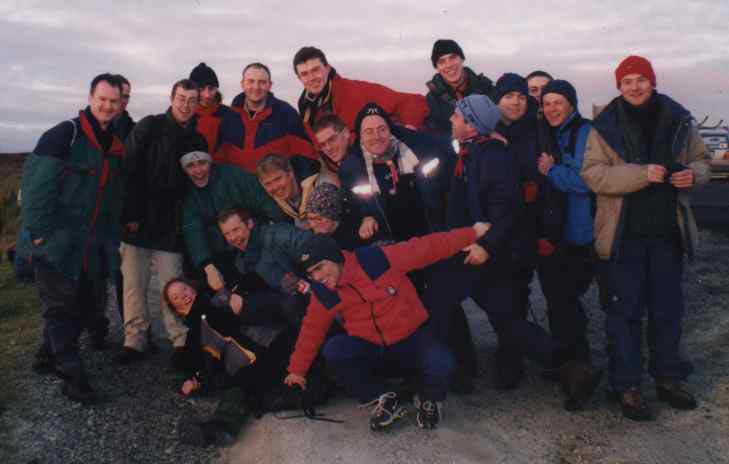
[494,73,529,103]
[189,62,219,88]
[353,102,400,146]
[431,39,465,68]
[299,234,344,270]
[541,79,578,108]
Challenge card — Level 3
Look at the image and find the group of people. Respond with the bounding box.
[17,38,710,445]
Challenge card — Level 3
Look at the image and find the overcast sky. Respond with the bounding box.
[2,0,728,152]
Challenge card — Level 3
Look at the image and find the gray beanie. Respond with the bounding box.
[455,95,501,136]
[180,151,212,168]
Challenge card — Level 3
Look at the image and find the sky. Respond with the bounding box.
[1,0,728,153]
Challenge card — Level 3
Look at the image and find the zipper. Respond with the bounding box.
[347,284,387,348]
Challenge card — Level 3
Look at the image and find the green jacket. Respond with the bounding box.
[234,223,312,291]
[182,164,285,269]
[18,110,124,280]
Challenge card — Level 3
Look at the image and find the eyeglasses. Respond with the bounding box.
[319,129,344,149]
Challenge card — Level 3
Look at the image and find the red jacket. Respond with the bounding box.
[195,103,230,154]
[287,227,476,377]
[301,74,430,145]
[215,93,316,172]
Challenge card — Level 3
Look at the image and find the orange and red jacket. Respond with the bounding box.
[195,103,230,154]
[300,74,431,147]
[287,227,477,377]
[214,93,316,172]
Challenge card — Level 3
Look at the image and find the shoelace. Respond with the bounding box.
[360,392,397,418]
[420,400,438,419]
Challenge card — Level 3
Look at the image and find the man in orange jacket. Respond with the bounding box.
[283,222,491,431]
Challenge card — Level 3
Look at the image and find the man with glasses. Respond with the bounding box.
[312,113,351,173]
[116,79,208,366]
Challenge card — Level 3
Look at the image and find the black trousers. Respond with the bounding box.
[536,244,595,366]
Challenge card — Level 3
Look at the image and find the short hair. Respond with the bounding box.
[171,78,199,99]
[242,62,271,81]
[293,46,328,74]
[312,113,347,134]
[256,153,293,177]
[526,70,554,82]
[115,74,131,88]
[217,206,253,225]
[162,277,199,311]
[89,73,123,95]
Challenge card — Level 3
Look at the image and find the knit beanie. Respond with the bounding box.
[353,102,399,145]
[455,95,501,136]
[541,79,578,108]
[189,62,219,88]
[299,234,344,270]
[431,39,465,67]
[494,73,529,103]
[179,150,212,168]
[615,55,656,89]
[305,183,343,221]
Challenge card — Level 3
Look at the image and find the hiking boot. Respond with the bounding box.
[113,347,145,365]
[656,380,698,411]
[32,346,56,376]
[363,392,406,431]
[414,394,441,430]
[613,388,654,422]
[90,334,107,351]
[61,376,98,405]
[559,360,603,412]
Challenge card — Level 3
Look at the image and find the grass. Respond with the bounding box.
[0,260,40,409]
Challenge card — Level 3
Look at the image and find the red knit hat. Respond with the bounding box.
[615,55,656,89]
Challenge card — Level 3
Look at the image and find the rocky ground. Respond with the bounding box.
[1,226,728,464]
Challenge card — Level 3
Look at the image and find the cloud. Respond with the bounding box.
[1,0,728,152]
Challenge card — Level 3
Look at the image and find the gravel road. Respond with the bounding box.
[2,227,728,464]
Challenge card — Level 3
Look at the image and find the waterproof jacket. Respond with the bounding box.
[582,93,710,261]
[544,112,594,246]
[338,127,453,240]
[216,93,316,172]
[18,109,124,280]
[233,223,313,292]
[195,102,231,154]
[287,227,477,377]
[298,71,430,133]
[121,109,208,252]
[496,98,545,265]
[425,67,495,135]
[182,164,285,270]
[446,137,520,262]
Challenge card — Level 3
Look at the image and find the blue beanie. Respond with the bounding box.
[455,95,501,136]
[541,79,578,108]
[494,73,528,103]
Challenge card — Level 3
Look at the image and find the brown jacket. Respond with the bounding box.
[581,117,709,261]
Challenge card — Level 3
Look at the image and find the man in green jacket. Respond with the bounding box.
[181,151,284,291]
[19,73,125,403]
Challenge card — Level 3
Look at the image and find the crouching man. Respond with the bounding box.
[283,222,491,431]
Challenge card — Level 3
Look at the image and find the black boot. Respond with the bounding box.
[32,346,56,376]
[656,379,697,410]
[559,360,602,411]
[61,373,98,405]
[493,349,524,391]
[612,388,654,421]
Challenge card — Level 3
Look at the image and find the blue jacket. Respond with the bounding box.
[338,126,453,240]
[545,112,594,246]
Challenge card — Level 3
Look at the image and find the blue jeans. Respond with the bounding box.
[602,237,693,391]
[322,326,454,403]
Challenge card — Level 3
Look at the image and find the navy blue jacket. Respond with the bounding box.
[446,137,520,262]
[338,126,454,240]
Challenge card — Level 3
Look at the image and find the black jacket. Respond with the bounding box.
[121,109,208,251]
[446,137,520,264]
[425,67,495,135]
